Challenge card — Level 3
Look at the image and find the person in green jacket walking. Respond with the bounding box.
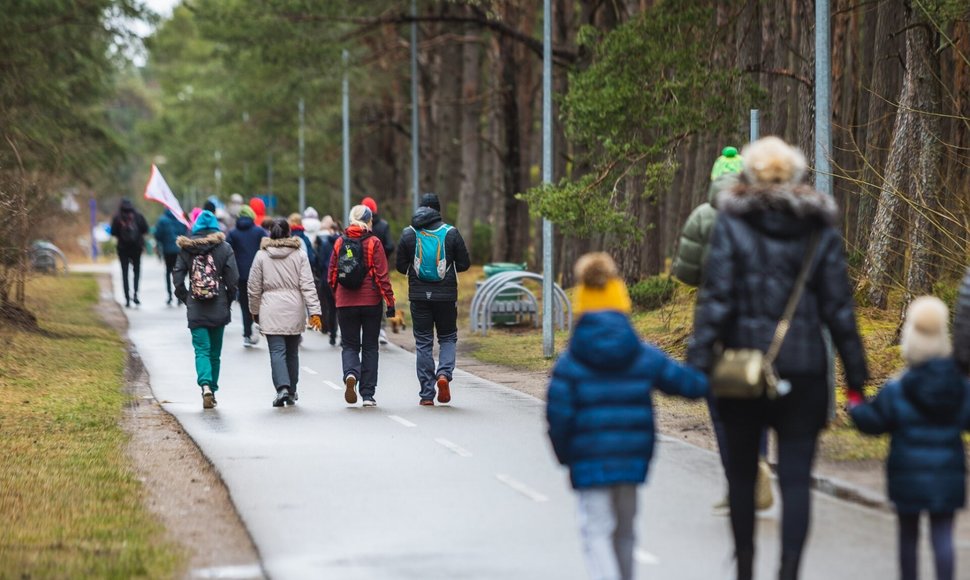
[673,146,774,514]
[672,146,744,286]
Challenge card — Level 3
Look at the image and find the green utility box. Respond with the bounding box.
[482,262,528,325]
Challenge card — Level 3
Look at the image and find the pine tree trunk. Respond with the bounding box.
[457,21,482,260]
[904,21,943,301]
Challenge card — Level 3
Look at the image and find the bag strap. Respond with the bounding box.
[764,231,821,365]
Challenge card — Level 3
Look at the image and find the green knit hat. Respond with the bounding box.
[710,146,744,180]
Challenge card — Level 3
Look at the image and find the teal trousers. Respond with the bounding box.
[190,326,225,391]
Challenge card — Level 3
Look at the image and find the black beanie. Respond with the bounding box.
[203,200,217,213]
[420,193,441,211]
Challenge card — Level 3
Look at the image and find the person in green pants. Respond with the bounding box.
[173,210,239,409]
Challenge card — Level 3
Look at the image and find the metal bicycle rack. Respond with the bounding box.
[470,271,571,336]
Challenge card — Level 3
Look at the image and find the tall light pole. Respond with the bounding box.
[750,109,760,142]
[815,0,836,419]
[214,150,222,198]
[541,0,555,359]
[342,49,351,225]
[410,0,420,214]
[298,97,306,212]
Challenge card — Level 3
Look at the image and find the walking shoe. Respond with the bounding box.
[362,398,377,407]
[125,299,131,308]
[344,375,358,404]
[202,385,215,410]
[436,375,451,404]
[243,335,259,348]
[329,334,337,346]
[273,387,291,407]
[756,459,775,511]
[166,297,173,306]
[379,329,388,345]
[133,294,140,306]
[290,389,299,402]
[419,399,434,406]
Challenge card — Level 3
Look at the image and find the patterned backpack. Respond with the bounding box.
[190,252,220,300]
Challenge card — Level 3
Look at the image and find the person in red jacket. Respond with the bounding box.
[328,205,395,407]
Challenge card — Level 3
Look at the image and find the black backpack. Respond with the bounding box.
[118,215,141,244]
[336,235,371,289]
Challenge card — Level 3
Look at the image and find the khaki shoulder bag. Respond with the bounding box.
[710,231,820,399]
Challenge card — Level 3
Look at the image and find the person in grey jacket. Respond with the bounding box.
[173,210,239,410]
[248,219,322,407]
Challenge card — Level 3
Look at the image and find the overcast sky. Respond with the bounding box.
[126,0,180,65]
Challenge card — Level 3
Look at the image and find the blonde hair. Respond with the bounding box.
[901,296,952,366]
[349,205,373,230]
[574,252,618,289]
[741,136,807,185]
[288,213,303,227]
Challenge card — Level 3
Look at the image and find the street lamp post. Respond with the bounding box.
[298,97,306,212]
[410,0,420,214]
[342,49,351,225]
[541,0,554,359]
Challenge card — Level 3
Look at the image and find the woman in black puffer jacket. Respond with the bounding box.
[687,136,869,580]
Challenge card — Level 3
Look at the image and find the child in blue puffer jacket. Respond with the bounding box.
[851,297,970,580]
[547,253,708,580]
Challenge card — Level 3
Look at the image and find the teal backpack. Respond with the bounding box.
[413,224,452,282]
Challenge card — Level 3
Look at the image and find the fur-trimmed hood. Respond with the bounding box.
[176,232,226,254]
[716,181,840,236]
[260,235,302,259]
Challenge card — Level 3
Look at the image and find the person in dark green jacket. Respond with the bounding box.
[672,146,744,287]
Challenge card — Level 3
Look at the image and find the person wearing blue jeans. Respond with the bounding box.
[396,193,471,406]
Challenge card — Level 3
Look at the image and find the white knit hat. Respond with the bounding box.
[901,296,952,366]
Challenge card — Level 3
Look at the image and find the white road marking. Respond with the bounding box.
[301,366,318,375]
[435,438,472,457]
[388,415,417,428]
[495,474,549,502]
[635,549,659,565]
[323,380,342,391]
[190,563,263,578]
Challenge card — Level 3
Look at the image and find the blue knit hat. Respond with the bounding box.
[192,210,220,233]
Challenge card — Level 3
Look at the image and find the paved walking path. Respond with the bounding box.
[94,258,964,579]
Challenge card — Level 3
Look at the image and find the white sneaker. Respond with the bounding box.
[362,398,377,407]
[202,385,215,409]
[379,329,388,345]
[243,335,259,348]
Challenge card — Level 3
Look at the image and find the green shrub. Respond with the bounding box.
[629,276,676,311]
[933,280,960,313]
[472,220,493,264]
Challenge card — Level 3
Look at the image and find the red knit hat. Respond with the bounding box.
[361,197,378,215]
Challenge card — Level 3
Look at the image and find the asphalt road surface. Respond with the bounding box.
[108,258,964,579]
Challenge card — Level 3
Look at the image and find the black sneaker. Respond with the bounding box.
[287,389,298,405]
[273,387,291,407]
[133,295,140,305]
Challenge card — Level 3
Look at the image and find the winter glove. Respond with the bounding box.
[386,306,395,319]
[309,314,322,332]
[846,389,865,409]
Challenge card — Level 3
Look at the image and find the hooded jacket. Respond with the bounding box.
[248,237,322,335]
[372,215,395,259]
[686,181,869,393]
[672,173,738,287]
[851,359,970,513]
[395,207,471,302]
[154,209,187,256]
[328,225,395,309]
[173,229,239,329]
[110,200,149,254]
[547,311,708,489]
[227,215,266,281]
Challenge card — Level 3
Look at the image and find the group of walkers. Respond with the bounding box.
[112,191,470,411]
[548,136,970,580]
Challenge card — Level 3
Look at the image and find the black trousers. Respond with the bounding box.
[337,304,383,399]
[238,278,254,338]
[717,375,828,579]
[164,253,178,301]
[119,250,142,302]
[319,283,338,340]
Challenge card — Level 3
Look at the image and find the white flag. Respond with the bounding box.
[142,165,190,228]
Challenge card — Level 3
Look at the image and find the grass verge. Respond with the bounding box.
[0,274,183,577]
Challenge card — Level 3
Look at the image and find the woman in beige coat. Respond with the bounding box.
[248,218,323,407]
